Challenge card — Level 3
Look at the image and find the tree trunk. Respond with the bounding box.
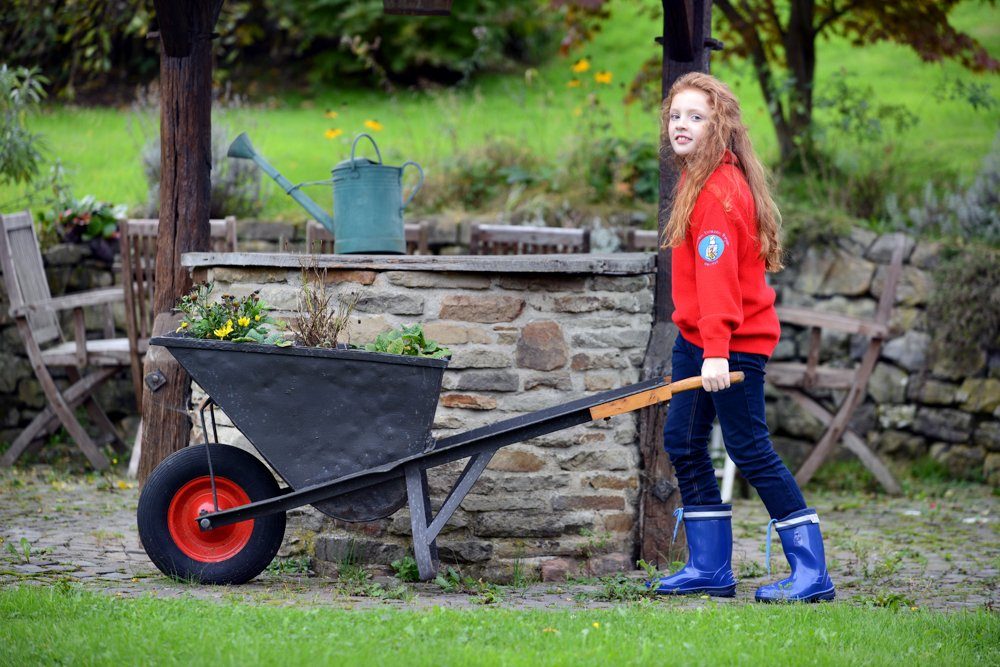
[638,0,715,567]
[784,0,817,163]
[138,1,222,483]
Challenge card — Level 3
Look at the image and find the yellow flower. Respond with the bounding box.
[594,70,612,85]
[571,58,591,73]
[567,79,581,88]
[364,119,384,132]
[325,128,343,140]
[213,319,234,339]
[176,321,189,332]
[255,314,262,321]
[592,622,601,629]
[238,316,251,327]
[324,110,339,119]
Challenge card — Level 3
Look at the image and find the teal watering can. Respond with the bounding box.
[227,132,424,254]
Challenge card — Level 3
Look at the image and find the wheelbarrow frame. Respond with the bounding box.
[190,371,739,581]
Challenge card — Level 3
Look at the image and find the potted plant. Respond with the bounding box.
[38,194,125,263]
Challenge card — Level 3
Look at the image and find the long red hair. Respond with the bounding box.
[660,72,783,272]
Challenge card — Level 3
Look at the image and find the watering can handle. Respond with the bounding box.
[400,161,424,209]
[350,134,383,167]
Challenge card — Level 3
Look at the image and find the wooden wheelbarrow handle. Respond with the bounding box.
[589,372,746,420]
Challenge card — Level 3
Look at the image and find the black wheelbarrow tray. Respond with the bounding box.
[137,333,743,584]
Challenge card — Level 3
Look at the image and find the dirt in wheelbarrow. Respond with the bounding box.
[0,465,996,611]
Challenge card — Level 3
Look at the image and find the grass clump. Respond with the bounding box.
[287,267,359,348]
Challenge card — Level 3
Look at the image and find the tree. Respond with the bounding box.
[620,1,999,166]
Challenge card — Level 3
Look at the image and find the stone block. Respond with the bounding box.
[794,247,875,296]
[321,270,378,285]
[914,407,973,443]
[443,370,519,392]
[874,430,927,458]
[497,276,586,292]
[439,295,524,323]
[494,325,520,345]
[586,552,632,576]
[448,348,512,369]
[570,328,650,349]
[550,295,615,313]
[552,495,625,511]
[314,535,405,565]
[956,378,1000,414]
[524,371,573,391]
[584,372,620,391]
[907,378,958,405]
[868,362,908,404]
[590,275,651,292]
[974,421,1000,452]
[559,448,635,471]
[985,452,1000,487]
[541,557,575,582]
[910,241,943,269]
[475,512,564,537]
[872,265,931,307]
[585,474,638,490]
[602,513,636,534]
[932,350,987,380]
[487,448,546,473]
[385,271,491,289]
[516,321,568,371]
[213,267,292,284]
[877,404,916,430]
[423,322,491,345]
[440,393,497,410]
[346,314,391,345]
[865,232,915,263]
[931,444,986,480]
[461,494,548,512]
[438,541,494,564]
[571,351,628,371]
[354,293,425,315]
[882,330,931,372]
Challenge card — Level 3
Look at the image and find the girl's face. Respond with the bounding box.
[668,88,712,157]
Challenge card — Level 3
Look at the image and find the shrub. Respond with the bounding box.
[0,65,48,193]
[886,132,1000,246]
[287,268,360,349]
[136,93,265,219]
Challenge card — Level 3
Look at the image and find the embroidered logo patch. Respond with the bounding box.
[697,232,726,264]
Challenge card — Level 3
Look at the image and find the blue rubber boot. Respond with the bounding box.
[650,504,737,597]
[755,508,836,603]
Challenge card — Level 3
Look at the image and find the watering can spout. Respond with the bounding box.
[226,132,333,228]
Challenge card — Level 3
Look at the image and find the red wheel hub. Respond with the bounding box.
[167,476,254,562]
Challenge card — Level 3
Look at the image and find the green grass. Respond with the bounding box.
[1,585,997,665]
[2,1,998,219]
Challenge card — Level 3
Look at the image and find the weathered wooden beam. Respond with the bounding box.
[139,0,223,483]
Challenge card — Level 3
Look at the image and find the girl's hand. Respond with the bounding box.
[701,357,731,392]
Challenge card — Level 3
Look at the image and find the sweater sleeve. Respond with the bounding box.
[691,190,744,359]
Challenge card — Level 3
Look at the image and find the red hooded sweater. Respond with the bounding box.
[671,152,781,359]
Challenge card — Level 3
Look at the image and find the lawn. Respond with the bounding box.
[1,1,997,220]
[1,585,997,666]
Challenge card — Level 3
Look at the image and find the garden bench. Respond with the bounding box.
[0,211,132,470]
[305,220,430,255]
[468,224,590,255]
[623,228,660,252]
[770,237,906,494]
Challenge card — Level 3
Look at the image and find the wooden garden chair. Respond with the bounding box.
[305,220,430,254]
[622,228,660,252]
[119,217,238,407]
[0,211,131,470]
[468,224,590,255]
[768,237,907,494]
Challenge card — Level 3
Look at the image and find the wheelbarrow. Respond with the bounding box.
[137,333,743,584]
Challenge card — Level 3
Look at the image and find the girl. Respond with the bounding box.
[651,72,835,602]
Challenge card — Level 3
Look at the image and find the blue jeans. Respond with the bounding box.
[662,334,807,519]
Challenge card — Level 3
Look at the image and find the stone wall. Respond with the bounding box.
[182,253,654,581]
[767,230,999,485]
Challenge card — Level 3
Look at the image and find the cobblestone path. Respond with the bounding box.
[1,467,995,610]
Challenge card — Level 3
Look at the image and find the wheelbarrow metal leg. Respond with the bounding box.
[405,463,439,581]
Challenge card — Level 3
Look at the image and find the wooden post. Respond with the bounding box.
[138,0,224,482]
[637,0,715,566]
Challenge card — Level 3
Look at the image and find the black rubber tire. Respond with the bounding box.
[137,445,285,585]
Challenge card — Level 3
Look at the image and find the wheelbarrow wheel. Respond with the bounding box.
[137,445,286,585]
